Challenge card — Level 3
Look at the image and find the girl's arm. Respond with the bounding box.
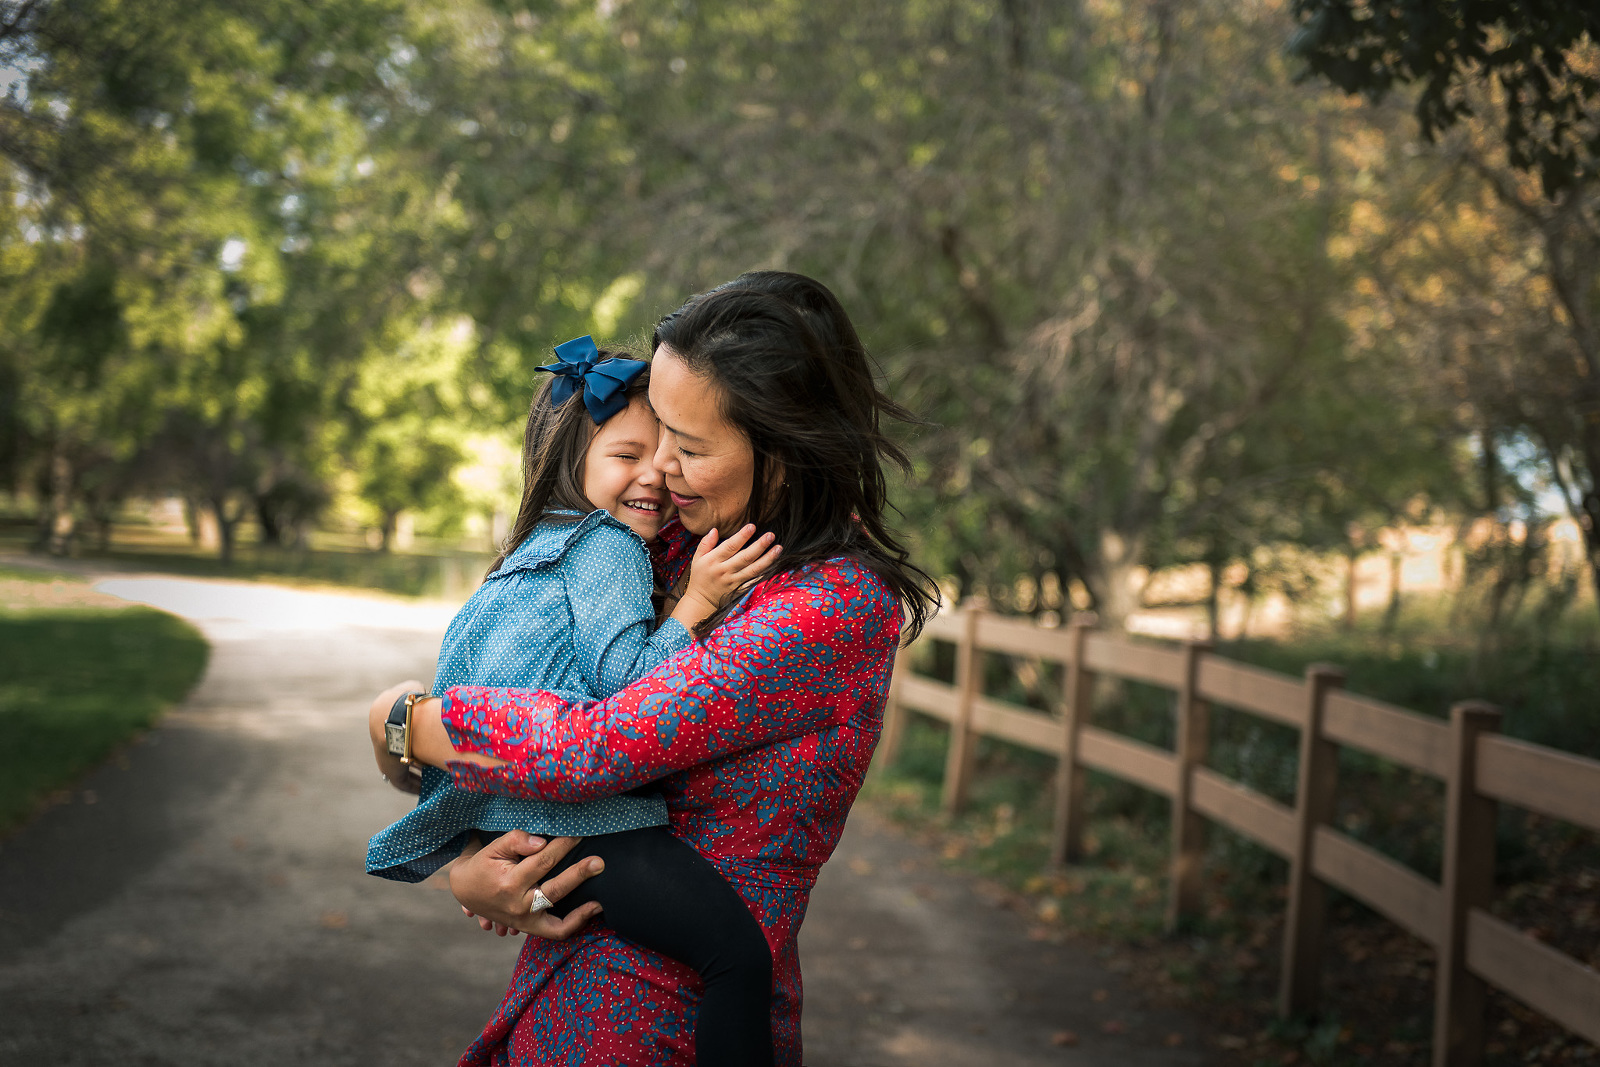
[562,522,692,699]
[430,561,899,802]
[566,522,782,698]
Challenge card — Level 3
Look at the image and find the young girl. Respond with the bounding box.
[366,336,779,1067]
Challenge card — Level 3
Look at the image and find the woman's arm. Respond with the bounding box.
[420,561,898,802]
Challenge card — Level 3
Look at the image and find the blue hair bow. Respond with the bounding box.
[535,335,648,424]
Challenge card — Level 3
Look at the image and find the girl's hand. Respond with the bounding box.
[671,523,781,630]
[368,680,427,793]
[450,832,604,940]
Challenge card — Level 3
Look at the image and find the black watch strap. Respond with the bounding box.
[387,691,413,727]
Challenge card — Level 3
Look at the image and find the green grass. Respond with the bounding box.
[0,521,492,600]
[0,569,209,833]
[864,716,1175,940]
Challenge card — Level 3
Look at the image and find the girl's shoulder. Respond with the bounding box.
[492,510,646,580]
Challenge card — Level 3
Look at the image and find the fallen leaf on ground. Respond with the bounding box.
[1050,1030,1079,1047]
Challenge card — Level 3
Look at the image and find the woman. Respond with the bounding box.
[370,271,937,1064]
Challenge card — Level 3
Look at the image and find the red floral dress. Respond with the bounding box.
[441,526,899,1066]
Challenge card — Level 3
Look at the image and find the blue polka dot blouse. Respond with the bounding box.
[365,509,690,882]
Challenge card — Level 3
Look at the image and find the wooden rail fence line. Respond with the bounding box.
[878,608,1600,1067]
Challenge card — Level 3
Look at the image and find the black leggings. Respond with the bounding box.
[538,826,775,1067]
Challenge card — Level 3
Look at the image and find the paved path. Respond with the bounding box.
[0,573,1204,1065]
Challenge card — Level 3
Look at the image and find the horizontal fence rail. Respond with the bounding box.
[879,608,1600,1067]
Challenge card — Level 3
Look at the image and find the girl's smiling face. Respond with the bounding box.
[583,396,672,541]
[648,345,755,537]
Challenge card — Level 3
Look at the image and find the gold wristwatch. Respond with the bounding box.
[384,691,427,765]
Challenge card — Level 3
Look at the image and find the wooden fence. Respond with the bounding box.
[878,608,1600,1067]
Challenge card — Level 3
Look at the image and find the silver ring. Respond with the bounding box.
[528,887,554,915]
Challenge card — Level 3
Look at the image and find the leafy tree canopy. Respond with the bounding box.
[1289,0,1600,193]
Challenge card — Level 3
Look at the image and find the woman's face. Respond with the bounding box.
[648,345,755,537]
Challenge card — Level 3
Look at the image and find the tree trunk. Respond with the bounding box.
[1343,549,1358,631]
[184,497,203,545]
[377,509,398,553]
[1581,496,1600,626]
[1205,557,1222,640]
[1572,436,1600,625]
[1085,529,1144,632]
[256,495,282,547]
[212,498,237,565]
[46,446,75,557]
[1382,549,1402,634]
[1234,561,1257,638]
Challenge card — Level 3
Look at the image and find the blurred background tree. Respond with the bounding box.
[0,0,1593,639]
[1291,0,1600,619]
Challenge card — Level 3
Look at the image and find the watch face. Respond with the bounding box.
[385,722,407,757]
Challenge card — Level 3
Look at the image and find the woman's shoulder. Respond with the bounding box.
[494,510,645,578]
[705,557,900,678]
[750,557,900,627]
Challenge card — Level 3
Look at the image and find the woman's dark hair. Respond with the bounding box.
[488,348,649,575]
[652,270,940,641]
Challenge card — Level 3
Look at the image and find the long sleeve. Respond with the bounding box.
[443,560,899,802]
[561,522,693,699]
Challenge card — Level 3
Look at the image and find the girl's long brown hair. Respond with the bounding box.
[487,349,649,576]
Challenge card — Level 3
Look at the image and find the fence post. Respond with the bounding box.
[1167,639,1214,932]
[1433,700,1503,1067]
[940,606,982,816]
[1279,663,1346,1018]
[877,656,908,770]
[1051,616,1096,866]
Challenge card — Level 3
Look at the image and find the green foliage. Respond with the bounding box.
[0,580,209,833]
[1289,0,1600,194]
[864,714,1172,942]
[2,0,1593,638]
[1224,625,1600,758]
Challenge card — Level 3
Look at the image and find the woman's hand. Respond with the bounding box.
[450,832,604,940]
[368,679,426,794]
[670,523,781,630]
